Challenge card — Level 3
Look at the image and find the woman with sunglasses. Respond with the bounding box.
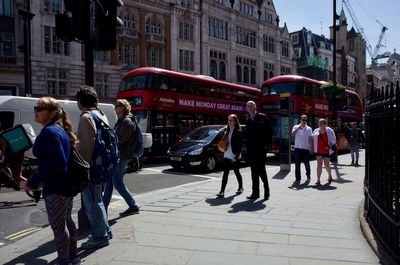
[20,97,80,265]
[217,114,244,197]
[312,118,336,185]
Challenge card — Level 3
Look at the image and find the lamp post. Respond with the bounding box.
[18,8,34,97]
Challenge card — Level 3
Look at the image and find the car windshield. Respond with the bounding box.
[182,127,222,142]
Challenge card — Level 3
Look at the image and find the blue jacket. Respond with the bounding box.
[27,124,72,196]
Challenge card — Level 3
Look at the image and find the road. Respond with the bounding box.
[0,163,222,247]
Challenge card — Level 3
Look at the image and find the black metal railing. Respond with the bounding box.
[365,81,400,263]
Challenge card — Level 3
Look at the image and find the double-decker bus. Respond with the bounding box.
[260,75,363,153]
[117,67,260,157]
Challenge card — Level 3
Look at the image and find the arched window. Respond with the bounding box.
[210,60,218,79]
[250,67,256,84]
[219,62,226,80]
[243,66,249,83]
[236,65,242,83]
[146,17,162,34]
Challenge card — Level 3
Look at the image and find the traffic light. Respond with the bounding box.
[93,0,124,51]
[55,0,90,42]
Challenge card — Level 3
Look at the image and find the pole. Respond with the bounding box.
[333,0,337,86]
[18,8,34,97]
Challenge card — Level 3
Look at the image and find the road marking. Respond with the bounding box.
[0,242,4,246]
[5,227,42,241]
[143,167,218,179]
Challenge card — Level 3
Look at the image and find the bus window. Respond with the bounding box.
[263,83,297,96]
[169,78,185,92]
[188,82,203,95]
[149,74,170,90]
[119,75,148,91]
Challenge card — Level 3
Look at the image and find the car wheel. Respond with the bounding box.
[204,155,217,172]
[170,162,181,170]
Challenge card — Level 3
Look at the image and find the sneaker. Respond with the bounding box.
[80,239,109,250]
[119,207,140,217]
[293,179,300,185]
[216,191,224,197]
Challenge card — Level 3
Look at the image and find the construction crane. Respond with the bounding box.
[342,0,388,65]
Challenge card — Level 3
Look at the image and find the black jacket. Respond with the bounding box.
[245,112,272,154]
[226,127,242,159]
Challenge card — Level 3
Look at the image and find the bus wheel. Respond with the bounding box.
[204,155,217,172]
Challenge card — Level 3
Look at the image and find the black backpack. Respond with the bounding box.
[67,146,90,196]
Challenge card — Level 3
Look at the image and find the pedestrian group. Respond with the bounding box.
[0,90,365,265]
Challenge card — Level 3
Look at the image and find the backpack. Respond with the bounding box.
[67,146,90,196]
[85,111,120,183]
[130,118,144,159]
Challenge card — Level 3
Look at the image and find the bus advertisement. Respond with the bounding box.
[117,67,260,157]
[260,75,363,153]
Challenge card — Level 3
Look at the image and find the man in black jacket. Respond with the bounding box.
[245,101,273,200]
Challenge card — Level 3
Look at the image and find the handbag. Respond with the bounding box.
[217,132,228,152]
[67,146,90,196]
[0,124,36,154]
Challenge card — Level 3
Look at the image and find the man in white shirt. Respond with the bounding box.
[291,114,313,184]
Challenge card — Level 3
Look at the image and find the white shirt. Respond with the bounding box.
[292,124,312,150]
[223,130,236,160]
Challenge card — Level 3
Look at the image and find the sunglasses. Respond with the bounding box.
[34,106,49,112]
[301,119,307,121]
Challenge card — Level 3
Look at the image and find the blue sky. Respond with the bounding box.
[274,0,399,64]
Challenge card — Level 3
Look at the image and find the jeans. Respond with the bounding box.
[103,159,138,211]
[294,148,311,181]
[81,184,110,242]
[350,142,360,163]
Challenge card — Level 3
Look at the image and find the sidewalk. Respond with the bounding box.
[0,151,380,265]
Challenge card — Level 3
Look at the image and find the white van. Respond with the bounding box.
[0,96,117,136]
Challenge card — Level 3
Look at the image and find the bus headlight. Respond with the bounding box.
[188,147,203,155]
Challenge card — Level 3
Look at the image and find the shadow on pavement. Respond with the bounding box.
[311,183,337,191]
[272,170,290,180]
[228,199,266,213]
[288,180,311,190]
[3,240,55,265]
[0,199,36,209]
[331,162,353,184]
[205,195,235,206]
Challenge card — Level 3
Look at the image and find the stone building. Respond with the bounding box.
[1,0,296,101]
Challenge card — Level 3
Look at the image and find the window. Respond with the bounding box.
[281,66,291,75]
[0,0,13,16]
[146,17,162,34]
[281,41,289,58]
[293,48,300,58]
[147,46,163,67]
[180,0,192,8]
[291,34,298,44]
[237,1,253,16]
[264,12,273,24]
[94,51,110,63]
[118,43,138,66]
[95,73,110,98]
[208,17,228,40]
[179,22,194,41]
[179,49,194,71]
[263,62,274,80]
[43,0,61,13]
[236,26,256,48]
[236,56,256,84]
[0,32,14,56]
[262,35,275,53]
[47,68,68,95]
[120,10,136,29]
[213,0,224,3]
[210,50,227,81]
[44,26,70,55]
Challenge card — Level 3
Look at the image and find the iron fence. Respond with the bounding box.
[365,81,400,263]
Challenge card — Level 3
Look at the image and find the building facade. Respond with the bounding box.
[1,0,296,101]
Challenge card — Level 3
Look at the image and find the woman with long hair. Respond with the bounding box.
[20,97,80,265]
[217,114,244,197]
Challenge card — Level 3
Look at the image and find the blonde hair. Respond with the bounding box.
[116,99,131,115]
[37,97,78,146]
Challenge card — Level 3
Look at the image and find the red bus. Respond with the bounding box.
[260,75,363,153]
[117,67,260,157]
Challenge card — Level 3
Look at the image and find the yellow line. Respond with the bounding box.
[5,227,41,240]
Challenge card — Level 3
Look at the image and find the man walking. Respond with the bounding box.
[245,101,273,200]
[346,122,365,166]
[76,86,111,249]
[291,114,313,184]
